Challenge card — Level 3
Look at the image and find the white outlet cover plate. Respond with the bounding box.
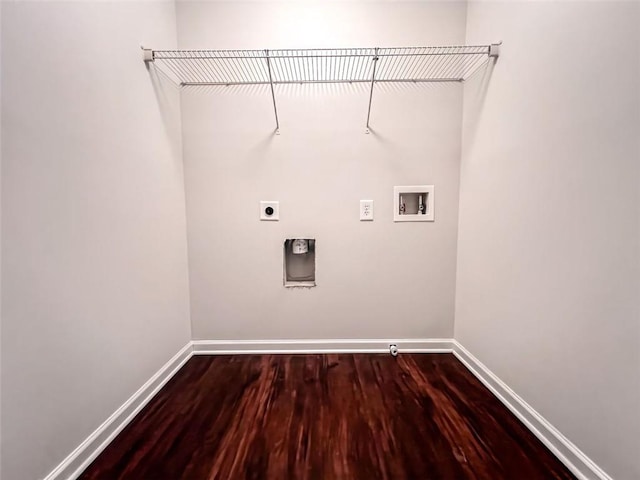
[260,201,279,221]
[360,200,374,221]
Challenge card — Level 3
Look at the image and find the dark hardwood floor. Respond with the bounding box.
[80,354,576,479]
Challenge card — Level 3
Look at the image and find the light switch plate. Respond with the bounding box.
[260,201,279,221]
[360,200,374,221]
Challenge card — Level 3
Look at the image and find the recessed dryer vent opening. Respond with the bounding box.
[284,239,316,287]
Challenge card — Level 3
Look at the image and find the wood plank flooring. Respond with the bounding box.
[80,354,576,479]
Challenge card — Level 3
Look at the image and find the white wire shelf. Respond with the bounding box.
[143,44,500,133]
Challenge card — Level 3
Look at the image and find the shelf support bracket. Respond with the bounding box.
[365,48,379,134]
[489,42,501,58]
[265,49,280,135]
[141,47,154,63]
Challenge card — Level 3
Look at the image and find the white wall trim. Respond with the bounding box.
[43,342,193,480]
[191,338,454,355]
[452,340,612,480]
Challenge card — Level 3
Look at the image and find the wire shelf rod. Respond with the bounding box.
[365,48,380,134]
[180,78,464,86]
[152,51,487,62]
[151,45,490,56]
[265,49,280,134]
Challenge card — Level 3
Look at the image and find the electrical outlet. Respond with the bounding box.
[260,201,279,221]
[360,200,374,221]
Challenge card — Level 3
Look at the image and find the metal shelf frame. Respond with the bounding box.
[143,44,500,133]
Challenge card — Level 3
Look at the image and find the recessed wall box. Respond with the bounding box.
[394,185,434,222]
[284,239,316,287]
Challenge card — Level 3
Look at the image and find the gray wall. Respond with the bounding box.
[0,2,191,479]
[177,1,466,341]
[455,2,640,479]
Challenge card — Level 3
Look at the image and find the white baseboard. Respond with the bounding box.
[191,338,454,355]
[44,342,193,480]
[452,340,612,480]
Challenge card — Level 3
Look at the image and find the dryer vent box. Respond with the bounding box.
[284,239,316,287]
